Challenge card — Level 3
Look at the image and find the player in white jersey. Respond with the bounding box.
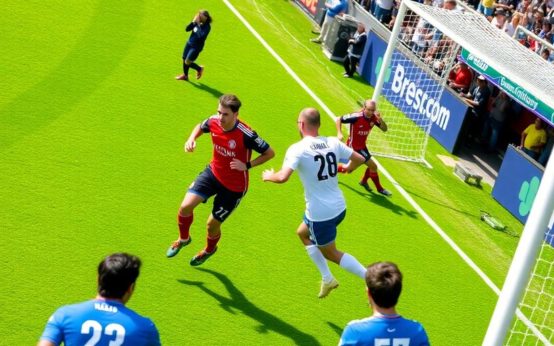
[263,107,368,298]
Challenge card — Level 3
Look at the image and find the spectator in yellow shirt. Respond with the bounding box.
[478,0,495,17]
[519,118,548,160]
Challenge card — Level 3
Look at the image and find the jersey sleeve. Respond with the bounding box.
[340,113,360,124]
[39,309,65,345]
[337,140,354,162]
[338,324,358,346]
[200,118,212,133]
[414,324,431,346]
[146,319,162,346]
[283,144,302,171]
[244,131,270,154]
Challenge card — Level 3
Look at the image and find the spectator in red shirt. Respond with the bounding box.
[166,94,275,265]
[448,61,473,93]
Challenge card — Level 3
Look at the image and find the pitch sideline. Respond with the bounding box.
[223,0,501,296]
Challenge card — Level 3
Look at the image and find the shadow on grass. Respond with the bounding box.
[178,268,321,345]
[402,187,480,219]
[340,182,418,219]
[187,82,224,99]
[326,321,344,337]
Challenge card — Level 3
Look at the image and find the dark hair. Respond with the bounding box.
[219,94,242,113]
[365,261,403,308]
[97,253,141,299]
[301,107,321,127]
[200,10,212,25]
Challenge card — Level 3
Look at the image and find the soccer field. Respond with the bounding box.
[1,0,526,344]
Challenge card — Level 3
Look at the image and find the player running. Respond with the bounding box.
[336,100,392,196]
[263,108,368,298]
[166,94,275,266]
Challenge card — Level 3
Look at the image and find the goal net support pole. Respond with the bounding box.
[482,156,554,346]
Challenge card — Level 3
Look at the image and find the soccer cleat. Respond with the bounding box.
[310,38,322,43]
[175,74,188,81]
[359,181,373,192]
[196,66,204,79]
[318,278,339,298]
[343,73,351,78]
[190,247,217,266]
[166,237,192,258]
[378,188,392,197]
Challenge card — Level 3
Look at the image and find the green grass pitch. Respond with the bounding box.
[1,0,528,344]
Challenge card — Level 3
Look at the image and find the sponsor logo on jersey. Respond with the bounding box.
[214,144,236,157]
[387,328,396,333]
[228,139,236,149]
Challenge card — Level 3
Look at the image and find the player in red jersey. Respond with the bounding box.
[336,100,392,196]
[166,94,275,265]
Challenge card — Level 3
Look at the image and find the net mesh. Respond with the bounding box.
[506,225,554,345]
[369,5,459,164]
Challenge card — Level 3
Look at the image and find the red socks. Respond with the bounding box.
[369,171,384,191]
[178,214,193,240]
[361,168,371,184]
[206,233,221,253]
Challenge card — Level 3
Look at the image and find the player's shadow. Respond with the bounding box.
[339,182,418,219]
[326,321,344,337]
[187,82,224,99]
[178,268,321,345]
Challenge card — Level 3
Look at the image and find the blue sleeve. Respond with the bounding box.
[147,320,162,346]
[415,324,431,346]
[40,309,65,345]
[338,324,358,346]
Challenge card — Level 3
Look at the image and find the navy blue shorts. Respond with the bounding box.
[188,167,245,222]
[183,43,201,61]
[303,210,346,246]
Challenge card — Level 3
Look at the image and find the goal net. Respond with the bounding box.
[383,2,554,345]
[369,4,459,165]
[505,224,554,345]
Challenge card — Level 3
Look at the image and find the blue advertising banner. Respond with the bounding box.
[492,145,553,246]
[358,32,468,152]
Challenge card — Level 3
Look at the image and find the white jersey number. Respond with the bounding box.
[375,338,410,346]
[81,320,126,346]
[314,153,337,181]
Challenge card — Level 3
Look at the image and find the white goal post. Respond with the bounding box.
[376,1,554,345]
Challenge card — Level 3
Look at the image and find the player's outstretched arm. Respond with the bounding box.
[344,151,366,174]
[184,124,204,152]
[335,117,344,141]
[262,167,293,184]
[376,113,388,132]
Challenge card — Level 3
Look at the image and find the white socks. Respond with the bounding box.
[339,253,367,279]
[305,245,333,283]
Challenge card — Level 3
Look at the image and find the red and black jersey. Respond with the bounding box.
[200,116,270,193]
[339,111,381,151]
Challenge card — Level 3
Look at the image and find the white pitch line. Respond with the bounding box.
[224,0,501,295]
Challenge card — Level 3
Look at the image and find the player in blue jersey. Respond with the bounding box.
[339,261,430,346]
[38,253,160,346]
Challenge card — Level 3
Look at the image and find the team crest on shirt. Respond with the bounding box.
[228,140,236,149]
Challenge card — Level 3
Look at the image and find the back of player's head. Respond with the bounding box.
[219,94,242,113]
[300,107,321,127]
[365,261,403,308]
[97,253,141,299]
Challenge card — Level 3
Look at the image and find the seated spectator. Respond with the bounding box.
[541,48,551,60]
[448,61,473,93]
[519,117,548,160]
[516,0,531,13]
[343,23,367,78]
[504,12,521,36]
[495,0,516,14]
[491,8,508,28]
